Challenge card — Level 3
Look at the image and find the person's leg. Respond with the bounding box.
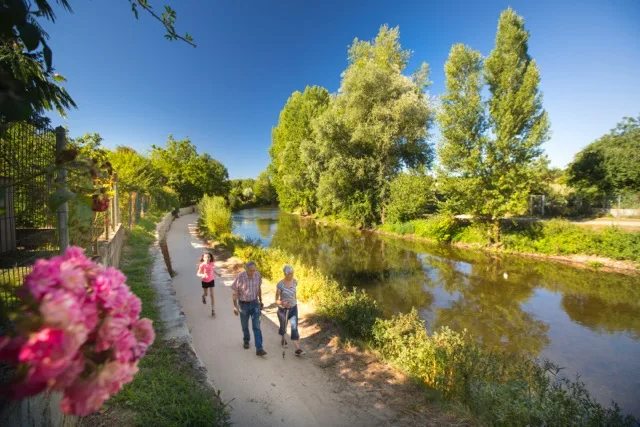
[202,283,207,304]
[277,307,286,336]
[250,302,263,352]
[238,303,250,346]
[209,285,215,314]
[289,305,301,350]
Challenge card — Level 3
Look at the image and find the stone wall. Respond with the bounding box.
[98,224,125,268]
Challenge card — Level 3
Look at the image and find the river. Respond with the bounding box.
[232,207,640,416]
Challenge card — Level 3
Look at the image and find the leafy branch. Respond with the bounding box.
[129,0,196,47]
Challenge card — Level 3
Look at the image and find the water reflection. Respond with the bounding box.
[232,208,640,416]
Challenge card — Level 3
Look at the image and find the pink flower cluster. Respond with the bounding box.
[0,247,155,416]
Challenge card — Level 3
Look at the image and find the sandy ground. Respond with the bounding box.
[167,214,462,427]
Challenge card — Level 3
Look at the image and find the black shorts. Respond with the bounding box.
[201,281,215,289]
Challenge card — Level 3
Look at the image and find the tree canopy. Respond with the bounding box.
[269,25,434,226]
[437,8,549,240]
[567,114,640,195]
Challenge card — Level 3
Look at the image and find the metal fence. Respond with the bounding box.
[0,122,65,329]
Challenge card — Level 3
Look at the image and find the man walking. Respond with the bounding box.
[231,261,267,356]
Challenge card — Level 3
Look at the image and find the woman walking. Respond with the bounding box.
[197,252,216,316]
[275,265,304,356]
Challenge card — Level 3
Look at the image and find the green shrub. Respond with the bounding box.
[199,195,232,237]
[334,289,382,340]
[379,221,416,235]
[452,222,491,246]
[414,214,459,243]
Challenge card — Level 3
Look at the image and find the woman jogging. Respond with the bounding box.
[275,265,304,356]
[197,252,216,316]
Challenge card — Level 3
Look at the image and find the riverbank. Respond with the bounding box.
[200,214,639,426]
[193,217,468,426]
[306,214,640,273]
[78,213,229,427]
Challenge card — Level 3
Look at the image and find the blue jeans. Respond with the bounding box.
[239,301,263,351]
[278,305,299,341]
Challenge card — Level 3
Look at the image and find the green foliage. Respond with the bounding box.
[414,215,460,243]
[199,195,232,237]
[372,310,637,426]
[379,221,416,235]
[151,135,229,206]
[269,26,434,225]
[253,170,278,205]
[437,9,549,241]
[385,172,436,223]
[270,86,330,213]
[333,289,382,340]
[568,114,640,196]
[501,220,640,262]
[312,26,435,226]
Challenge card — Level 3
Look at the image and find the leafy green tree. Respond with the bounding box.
[567,114,640,195]
[150,135,229,206]
[313,26,434,226]
[253,170,277,205]
[269,86,330,213]
[385,171,436,223]
[1,0,193,123]
[438,9,549,241]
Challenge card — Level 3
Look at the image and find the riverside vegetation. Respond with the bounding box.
[380,216,640,264]
[199,198,638,427]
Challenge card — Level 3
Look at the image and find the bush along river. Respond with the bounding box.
[232,207,640,417]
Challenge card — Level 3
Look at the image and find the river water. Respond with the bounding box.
[232,207,640,416]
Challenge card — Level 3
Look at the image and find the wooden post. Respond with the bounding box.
[55,127,69,253]
[128,193,133,230]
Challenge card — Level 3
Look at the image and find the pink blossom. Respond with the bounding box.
[7,379,48,399]
[124,293,142,323]
[39,289,83,330]
[99,360,139,395]
[92,268,127,311]
[80,297,99,332]
[95,315,129,353]
[60,375,109,416]
[113,330,136,363]
[19,329,77,383]
[133,319,155,347]
[51,354,85,391]
[61,246,95,270]
[24,257,62,300]
[60,361,139,416]
[58,265,89,297]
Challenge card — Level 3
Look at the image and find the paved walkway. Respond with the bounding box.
[166,214,371,427]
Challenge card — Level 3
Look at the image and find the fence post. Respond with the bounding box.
[55,127,69,253]
[541,195,545,217]
[113,172,119,226]
[128,193,133,230]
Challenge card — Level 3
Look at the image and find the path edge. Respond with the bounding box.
[150,208,214,388]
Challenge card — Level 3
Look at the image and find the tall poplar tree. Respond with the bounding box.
[438,8,549,241]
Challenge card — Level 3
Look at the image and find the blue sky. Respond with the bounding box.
[46,0,640,179]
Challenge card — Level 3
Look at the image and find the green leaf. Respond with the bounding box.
[43,43,53,70]
[48,188,76,212]
[18,23,41,51]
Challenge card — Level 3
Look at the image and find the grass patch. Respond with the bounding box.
[108,212,229,426]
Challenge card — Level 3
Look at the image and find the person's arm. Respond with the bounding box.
[231,276,239,315]
[275,287,281,306]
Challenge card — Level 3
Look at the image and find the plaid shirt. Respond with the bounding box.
[231,271,262,302]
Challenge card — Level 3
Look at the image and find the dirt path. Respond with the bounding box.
[167,214,406,427]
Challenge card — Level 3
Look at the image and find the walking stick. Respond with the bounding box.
[282,307,289,359]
